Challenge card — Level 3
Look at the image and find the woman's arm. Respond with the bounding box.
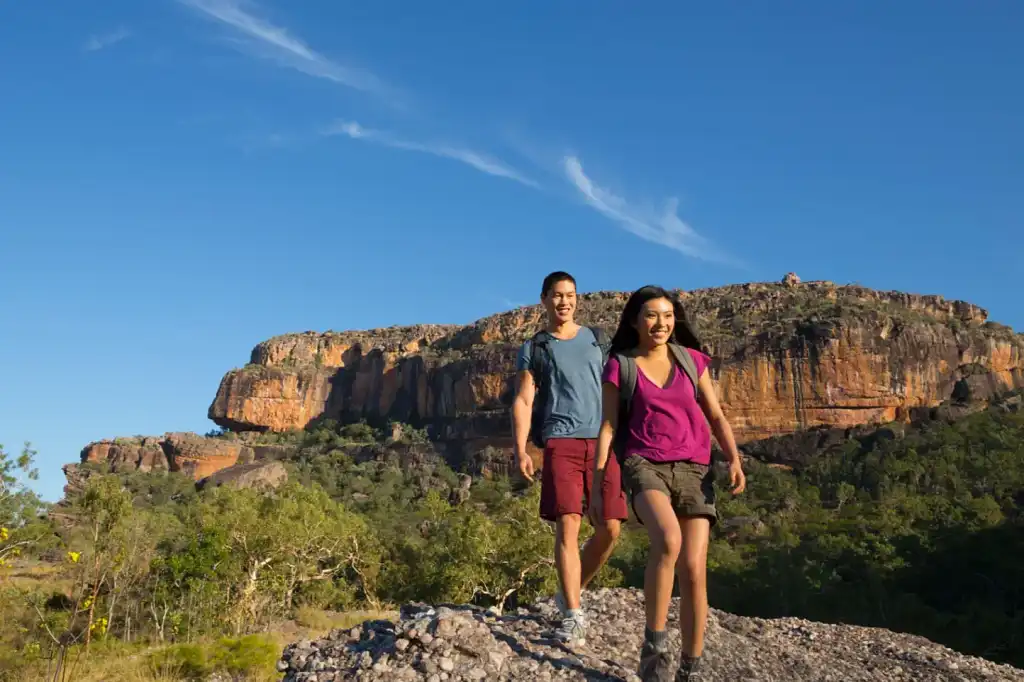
[697,369,746,494]
[594,382,620,480]
[589,382,620,522]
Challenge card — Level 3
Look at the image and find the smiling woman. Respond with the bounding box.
[592,285,746,680]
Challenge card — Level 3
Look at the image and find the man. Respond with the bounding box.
[511,271,628,646]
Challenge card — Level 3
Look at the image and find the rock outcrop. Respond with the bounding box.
[210,281,1024,457]
[78,432,248,481]
[196,460,288,491]
[277,588,1024,681]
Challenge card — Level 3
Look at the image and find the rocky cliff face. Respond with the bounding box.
[277,588,1024,681]
[209,281,1024,453]
[76,432,252,481]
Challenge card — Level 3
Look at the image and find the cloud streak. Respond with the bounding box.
[84,27,131,52]
[563,156,735,264]
[324,120,539,188]
[178,0,393,98]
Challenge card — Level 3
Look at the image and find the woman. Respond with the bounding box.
[589,286,746,682]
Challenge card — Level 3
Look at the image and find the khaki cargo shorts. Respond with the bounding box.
[621,454,717,526]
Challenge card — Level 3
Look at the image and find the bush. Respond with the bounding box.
[148,635,278,680]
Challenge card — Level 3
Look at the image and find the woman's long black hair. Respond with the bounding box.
[609,285,702,355]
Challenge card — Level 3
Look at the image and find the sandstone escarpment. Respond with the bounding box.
[78,432,249,481]
[209,281,1024,450]
[277,588,1024,681]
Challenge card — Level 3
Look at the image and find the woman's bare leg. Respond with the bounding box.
[676,516,711,657]
[633,490,682,631]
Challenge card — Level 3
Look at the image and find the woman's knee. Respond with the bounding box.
[677,552,707,587]
[650,526,682,561]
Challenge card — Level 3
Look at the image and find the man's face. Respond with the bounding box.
[542,279,577,324]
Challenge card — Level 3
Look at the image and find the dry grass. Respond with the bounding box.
[0,559,72,592]
[292,605,396,637]
[6,607,393,682]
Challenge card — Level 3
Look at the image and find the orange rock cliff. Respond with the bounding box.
[208,279,1024,451]
[69,278,1023,486]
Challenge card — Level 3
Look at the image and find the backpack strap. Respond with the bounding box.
[611,351,638,464]
[616,351,639,415]
[668,344,702,399]
[527,331,552,448]
[528,331,550,381]
[587,326,611,363]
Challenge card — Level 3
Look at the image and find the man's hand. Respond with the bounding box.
[516,450,535,483]
[729,458,746,495]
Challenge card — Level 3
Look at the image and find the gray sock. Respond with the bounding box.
[679,654,702,672]
[645,627,668,647]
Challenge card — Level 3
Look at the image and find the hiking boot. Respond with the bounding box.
[638,638,674,682]
[675,655,704,681]
[553,611,587,646]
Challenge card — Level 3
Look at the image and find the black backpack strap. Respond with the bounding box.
[527,331,552,448]
[587,326,611,363]
[668,344,702,399]
[528,331,549,380]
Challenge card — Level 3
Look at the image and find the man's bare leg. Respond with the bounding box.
[579,518,621,590]
[555,514,583,609]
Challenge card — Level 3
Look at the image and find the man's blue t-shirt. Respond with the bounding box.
[516,327,604,442]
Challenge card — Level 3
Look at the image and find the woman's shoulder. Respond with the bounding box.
[602,354,622,383]
[688,348,712,374]
[680,346,712,374]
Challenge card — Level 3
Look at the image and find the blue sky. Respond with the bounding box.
[2,1,1022,501]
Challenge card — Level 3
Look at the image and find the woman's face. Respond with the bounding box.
[634,296,675,348]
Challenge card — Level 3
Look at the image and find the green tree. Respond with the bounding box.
[383,487,556,612]
[194,482,381,633]
[0,442,46,569]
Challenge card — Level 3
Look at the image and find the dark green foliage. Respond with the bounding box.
[7,402,1024,672]
[704,406,1024,668]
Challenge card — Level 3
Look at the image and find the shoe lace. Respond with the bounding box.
[558,615,583,634]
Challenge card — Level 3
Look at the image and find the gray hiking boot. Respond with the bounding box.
[553,610,587,646]
[675,656,704,681]
[638,638,675,682]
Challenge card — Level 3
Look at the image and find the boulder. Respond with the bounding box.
[196,461,288,491]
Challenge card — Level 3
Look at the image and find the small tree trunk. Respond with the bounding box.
[105,575,118,640]
[84,574,102,649]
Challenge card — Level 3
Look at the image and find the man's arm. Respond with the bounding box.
[511,368,536,481]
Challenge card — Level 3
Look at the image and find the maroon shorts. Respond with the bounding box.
[540,438,629,522]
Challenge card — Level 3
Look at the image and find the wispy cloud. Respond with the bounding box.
[323,120,540,188]
[563,156,736,264]
[178,0,393,99]
[84,27,131,52]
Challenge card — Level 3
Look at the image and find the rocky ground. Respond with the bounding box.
[278,588,1024,681]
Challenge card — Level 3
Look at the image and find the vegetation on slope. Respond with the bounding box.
[2,402,1023,679]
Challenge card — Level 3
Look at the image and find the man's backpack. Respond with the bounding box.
[527,326,611,448]
[611,344,702,463]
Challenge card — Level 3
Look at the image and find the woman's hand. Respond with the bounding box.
[728,458,746,495]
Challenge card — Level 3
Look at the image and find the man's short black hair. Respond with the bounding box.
[541,271,577,297]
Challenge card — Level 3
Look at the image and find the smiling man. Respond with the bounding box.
[511,271,628,646]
